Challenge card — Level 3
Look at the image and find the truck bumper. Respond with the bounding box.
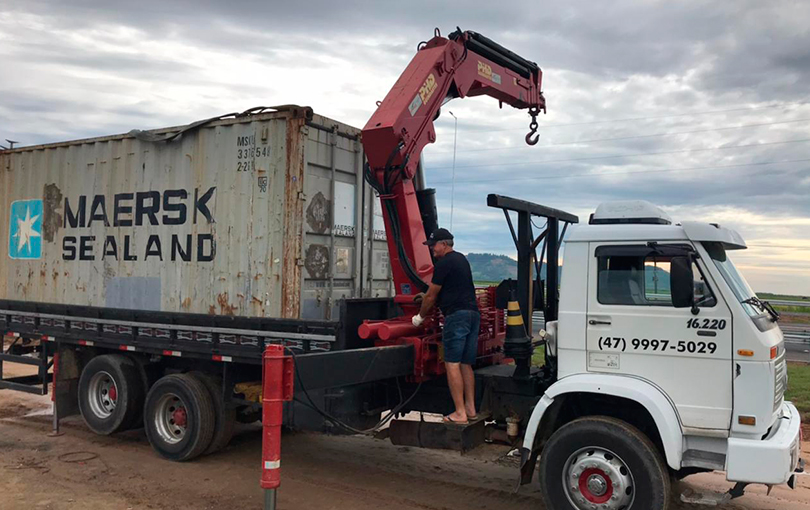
[726,402,802,485]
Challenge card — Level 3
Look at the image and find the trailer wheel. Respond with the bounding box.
[538,416,670,510]
[144,373,216,462]
[189,372,236,455]
[78,354,145,435]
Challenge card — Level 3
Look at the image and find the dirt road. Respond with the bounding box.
[0,380,808,510]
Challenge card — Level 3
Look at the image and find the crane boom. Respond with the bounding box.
[361,28,545,301]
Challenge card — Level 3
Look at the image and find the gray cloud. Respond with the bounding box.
[1,0,808,293]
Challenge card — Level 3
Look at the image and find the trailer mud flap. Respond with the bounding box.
[54,346,82,419]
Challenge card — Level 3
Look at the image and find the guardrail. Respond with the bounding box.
[783,325,810,344]
[768,299,810,307]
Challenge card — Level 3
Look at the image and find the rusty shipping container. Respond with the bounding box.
[0,106,393,320]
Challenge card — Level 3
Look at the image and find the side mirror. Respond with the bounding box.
[671,256,696,312]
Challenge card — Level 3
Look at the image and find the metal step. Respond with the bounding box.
[388,414,489,453]
[682,449,726,470]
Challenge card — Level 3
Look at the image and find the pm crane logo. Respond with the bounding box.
[8,199,43,259]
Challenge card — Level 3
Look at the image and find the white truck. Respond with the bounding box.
[517,200,801,509]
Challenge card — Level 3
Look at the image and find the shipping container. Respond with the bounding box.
[0,106,392,321]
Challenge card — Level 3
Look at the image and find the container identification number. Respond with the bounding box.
[235,135,271,173]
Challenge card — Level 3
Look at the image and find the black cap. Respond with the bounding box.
[424,228,453,246]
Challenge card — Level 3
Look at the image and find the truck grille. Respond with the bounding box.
[774,351,787,411]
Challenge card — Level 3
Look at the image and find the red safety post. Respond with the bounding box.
[261,344,294,509]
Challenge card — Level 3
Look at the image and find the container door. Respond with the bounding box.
[585,242,733,431]
[301,126,363,320]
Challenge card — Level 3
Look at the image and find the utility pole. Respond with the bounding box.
[448,111,457,231]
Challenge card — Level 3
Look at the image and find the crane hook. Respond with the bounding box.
[525,110,540,145]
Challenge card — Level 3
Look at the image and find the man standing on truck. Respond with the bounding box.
[412,228,481,424]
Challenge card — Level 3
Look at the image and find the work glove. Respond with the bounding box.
[412,314,425,327]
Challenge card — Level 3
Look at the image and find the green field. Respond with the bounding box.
[759,292,810,301]
[773,305,810,314]
[787,363,810,421]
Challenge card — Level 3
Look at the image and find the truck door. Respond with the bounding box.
[586,243,733,431]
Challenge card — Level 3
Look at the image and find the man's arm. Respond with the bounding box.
[412,283,441,326]
[418,283,441,317]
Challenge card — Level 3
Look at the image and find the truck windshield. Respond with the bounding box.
[703,241,759,317]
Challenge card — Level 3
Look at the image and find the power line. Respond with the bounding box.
[427,118,810,156]
[433,98,810,136]
[427,137,810,171]
[429,158,810,185]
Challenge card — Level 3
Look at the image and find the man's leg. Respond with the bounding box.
[445,362,467,422]
[460,364,476,418]
[460,311,481,418]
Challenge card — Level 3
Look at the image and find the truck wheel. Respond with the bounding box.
[78,354,145,435]
[538,416,670,510]
[144,373,215,462]
[189,372,236,455]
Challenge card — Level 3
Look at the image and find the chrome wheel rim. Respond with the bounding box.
[87,370,118,419]
[154,393,188,444]
[562,446,635,510]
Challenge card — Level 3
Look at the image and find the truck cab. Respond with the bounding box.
[525,200,801,508]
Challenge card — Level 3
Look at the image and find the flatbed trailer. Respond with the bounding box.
[0,297,417,398]
[0,292,524,507]
[0,296,418,463]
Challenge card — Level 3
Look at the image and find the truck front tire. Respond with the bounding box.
[538,416,670,510]
[144,373,216,462]
[78,354,145,435]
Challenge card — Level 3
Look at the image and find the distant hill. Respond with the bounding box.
[468,252,673,291]
[645,266,671,294]
[467,252,516,282]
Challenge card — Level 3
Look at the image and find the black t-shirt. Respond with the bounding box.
[431,251,479,316]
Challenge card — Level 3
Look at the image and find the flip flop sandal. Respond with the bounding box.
[443,415,469,425]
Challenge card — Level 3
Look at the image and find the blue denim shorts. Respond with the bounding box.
[442,310,481,365]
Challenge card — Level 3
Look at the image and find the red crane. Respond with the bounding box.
[359,28,546,379]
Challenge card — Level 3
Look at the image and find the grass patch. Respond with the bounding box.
[773,305,810,314]
[532,345,546,367]
[786,362,810,420]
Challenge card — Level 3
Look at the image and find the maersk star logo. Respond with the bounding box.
[8,199,43,259]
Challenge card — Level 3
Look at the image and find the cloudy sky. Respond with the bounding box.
[2,1,809,295]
